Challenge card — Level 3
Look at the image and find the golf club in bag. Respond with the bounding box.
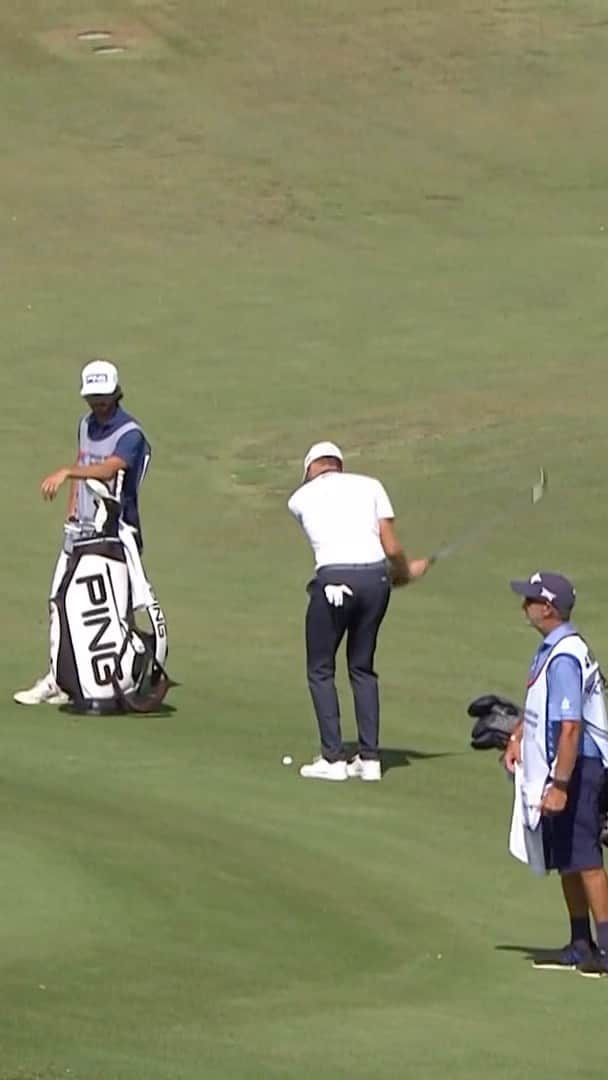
[50,479,173,714]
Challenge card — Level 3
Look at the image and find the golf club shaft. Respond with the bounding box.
[429,468,546,564]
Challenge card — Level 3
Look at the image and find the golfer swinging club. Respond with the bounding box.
[288,442,430,781]
[14,359,151,705]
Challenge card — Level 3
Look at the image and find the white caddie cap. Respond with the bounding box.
[80,359,120,398]
[302,441,344,479]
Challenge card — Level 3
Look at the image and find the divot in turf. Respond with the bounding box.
[93,45,127,56]
[76,30,111,42]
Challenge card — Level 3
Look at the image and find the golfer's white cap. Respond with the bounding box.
[302,441,343,479]
[80,359,119,398]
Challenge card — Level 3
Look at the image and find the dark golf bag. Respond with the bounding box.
[50,481,172,714]
[468,694,520,750]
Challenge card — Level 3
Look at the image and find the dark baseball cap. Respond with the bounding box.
[510,571,576,616]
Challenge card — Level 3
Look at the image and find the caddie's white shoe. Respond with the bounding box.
[299,757,348,781]
[13,673,69,706]
[346,755,382,781]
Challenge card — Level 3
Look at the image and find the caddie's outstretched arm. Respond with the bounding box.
[379,518,429,587]
[67,479,78,518]
[66,459,80,518]
[41,455,128,501]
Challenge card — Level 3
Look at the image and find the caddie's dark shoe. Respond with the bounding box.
[578,951,608,978]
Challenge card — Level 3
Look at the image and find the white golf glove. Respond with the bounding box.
[62,518,84,554]
[324,584,354,607]
[63,518,82,539]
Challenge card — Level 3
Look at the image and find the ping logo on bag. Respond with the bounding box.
[148,599,167,639]
[52,499,172,713]
[76,571,124,686]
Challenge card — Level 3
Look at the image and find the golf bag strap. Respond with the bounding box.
[111,632,173,714]
[112,662,174,713]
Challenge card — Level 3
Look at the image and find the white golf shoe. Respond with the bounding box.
[299,757,348,781]
[346,755,382,781]
[13,673,69,706]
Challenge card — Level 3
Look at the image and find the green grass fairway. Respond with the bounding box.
[3,1,608,1077]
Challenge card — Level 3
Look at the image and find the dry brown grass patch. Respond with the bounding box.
[36,16,168,60]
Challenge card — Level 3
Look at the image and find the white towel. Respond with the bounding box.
[508,764,547,875]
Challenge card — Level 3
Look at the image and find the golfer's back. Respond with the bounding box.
[287,471,394,569]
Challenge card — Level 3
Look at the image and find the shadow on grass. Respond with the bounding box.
[58,702,177,719]
[495,944,568,965]
[343,741,461,774]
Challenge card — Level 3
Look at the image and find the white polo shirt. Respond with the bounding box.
[287,471,395,569]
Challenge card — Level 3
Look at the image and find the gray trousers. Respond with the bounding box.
[305,562,391,762]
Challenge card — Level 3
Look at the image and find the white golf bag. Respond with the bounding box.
[50,481,172,714]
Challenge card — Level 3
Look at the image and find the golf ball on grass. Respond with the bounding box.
[282,755,293,766]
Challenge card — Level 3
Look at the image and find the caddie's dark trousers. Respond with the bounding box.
[305,562,391,762]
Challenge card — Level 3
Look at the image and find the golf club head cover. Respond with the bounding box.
[86,478,122,539]
[468,693,521,750]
